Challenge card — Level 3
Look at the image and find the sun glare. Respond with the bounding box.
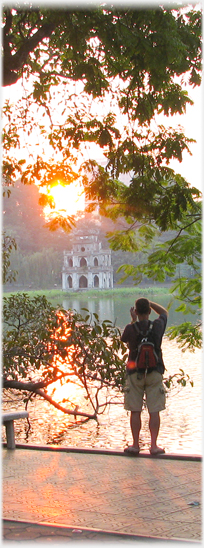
[44,181,85,218]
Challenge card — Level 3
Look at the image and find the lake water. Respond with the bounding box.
[2,291,202,455]
[61,292,199,328]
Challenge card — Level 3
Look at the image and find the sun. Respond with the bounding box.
[44,181,85,217]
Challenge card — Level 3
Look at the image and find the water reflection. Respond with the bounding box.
[62,297,115,324]
[62,293,199,328]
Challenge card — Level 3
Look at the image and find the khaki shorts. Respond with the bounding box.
[124,370,166,413]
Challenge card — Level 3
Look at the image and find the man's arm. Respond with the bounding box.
[149,301,168,316]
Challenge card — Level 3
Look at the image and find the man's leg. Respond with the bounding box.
[149,411,164,453]
[146,372,165,454]
[130,411,141,450]
[124,373,144,453]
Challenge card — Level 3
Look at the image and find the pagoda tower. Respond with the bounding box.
[62,232,113,291]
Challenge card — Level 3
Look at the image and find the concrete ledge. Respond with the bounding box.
[3,519,198,544]
[2,443,202,461]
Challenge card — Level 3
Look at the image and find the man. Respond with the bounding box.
[121,297,168,455]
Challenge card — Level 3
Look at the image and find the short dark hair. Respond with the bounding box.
[135,298,150,315]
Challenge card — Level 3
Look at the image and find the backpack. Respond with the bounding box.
[127,322,159,374]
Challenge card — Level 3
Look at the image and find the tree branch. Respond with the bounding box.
[3,18,56,86]
[3,378,97,420]
[35,388,97,420]
[166,216,201,254]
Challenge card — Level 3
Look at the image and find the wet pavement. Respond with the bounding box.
[2,445,202,544]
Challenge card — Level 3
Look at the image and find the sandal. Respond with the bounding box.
[149,447,165,455]
[124,445,140,455]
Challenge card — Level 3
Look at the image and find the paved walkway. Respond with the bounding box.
[3,446,202,543]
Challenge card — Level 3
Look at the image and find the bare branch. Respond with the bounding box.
[35,388,97,420]
[3,378,97,420]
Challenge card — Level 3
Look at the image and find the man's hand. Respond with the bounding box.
[130,306,137,322]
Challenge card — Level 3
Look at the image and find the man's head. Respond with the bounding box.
[135,298,151,318]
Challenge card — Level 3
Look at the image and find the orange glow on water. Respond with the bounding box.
[46,314,83,405]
